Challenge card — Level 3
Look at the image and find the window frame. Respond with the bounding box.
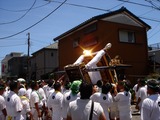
[119,29,135,43]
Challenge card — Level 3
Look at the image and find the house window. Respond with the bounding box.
[119,30,135,43]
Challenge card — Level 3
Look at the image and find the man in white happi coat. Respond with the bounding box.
[141,79,160,120]
[30,81,43,120]
[67,82,106,120]
[135,79,147,111]
[90,83,113,120]
[6,80,24,120]
[18,88,33,120]
[62,80,81,120]
[47,82,63,120]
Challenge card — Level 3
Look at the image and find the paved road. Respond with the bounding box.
[131,104,141,120]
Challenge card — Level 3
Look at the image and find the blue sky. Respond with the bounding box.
[0,0,160,75]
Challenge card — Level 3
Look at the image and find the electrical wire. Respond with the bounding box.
[148,0,160,10]
[0,0,36,25]
[117,0,154,8]
[148,27,160,39]
[0,0,67,40]
[0,1,50,12]
[138,8,155,16]
[0,44,26,47]
[51,0,124,12]
[32,38,51,44]
[140,16,160,22]
[0,0,160,40]
[51,0,160,22]
[51,0,110,12]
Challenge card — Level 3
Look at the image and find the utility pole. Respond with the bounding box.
[27,32,30,81]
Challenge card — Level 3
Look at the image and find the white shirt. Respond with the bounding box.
[137,86,148,109]
[19,96,30,119]
[26,88,32,99]
[0,95,6,120]
[114,91,132,120]
[3,87,10,99]
[90,92,113,120]
[30,90,42,108]
[62,90,80,118]
[67,99,104,120]
[141,94,160,120]
[44,85,54,99]
[47,91,63,120]
[38,87,47,105]
[133,84,139,100]
[48,89,55,98]
[5,91,23,119]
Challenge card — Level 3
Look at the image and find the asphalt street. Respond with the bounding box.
[131,104,141,120]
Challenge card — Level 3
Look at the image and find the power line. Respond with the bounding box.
[146,0,160,10]
[148,27,160,39]
[0,0,67,40]
[140,16,160,22]
[0,44,26,47]
[139,8,155,16]
[51,0,160,23]
[51,0,110,12]
[31,38,51,44]
[0,1,50,12]
[117,0,154,8]
[0,0,160,40]
[0,0,36,25]
[52,0,124,12]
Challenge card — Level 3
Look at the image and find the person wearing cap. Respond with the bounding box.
[0,82,7,120]
[18,88,33,120]
[62,80,81,120]
[135,79,148,111]
[141,79,160,120]
[5,80,24,120]
[47,82,63,120]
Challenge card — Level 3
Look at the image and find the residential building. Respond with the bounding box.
[148,42,160,72]
[54,7,151,84]
[29,42,58,80]
[8,56,28,79]
[1,52,22,79]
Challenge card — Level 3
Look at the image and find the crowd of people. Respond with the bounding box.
[0,76,159,120]
[0,43,159,120]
